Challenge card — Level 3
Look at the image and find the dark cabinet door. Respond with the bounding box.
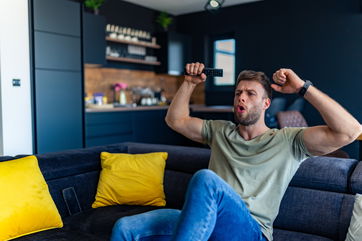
[132,110,193,146]
[33,0,80,36]
[132,110,164,143]
[34,32,81,71]
[85,112,134,147]
[85,109,198,147]
[32,0,83,153]
[83,12,106,65]
[35,70,83,153]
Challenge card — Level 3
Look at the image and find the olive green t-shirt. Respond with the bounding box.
[201,120,311,241]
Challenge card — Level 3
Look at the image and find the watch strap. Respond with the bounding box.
[298,80,313,97]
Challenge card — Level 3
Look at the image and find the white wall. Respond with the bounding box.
[0,0,33,155]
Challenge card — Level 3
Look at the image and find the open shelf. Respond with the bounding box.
[106,56,161,65]
[106,37,161,49]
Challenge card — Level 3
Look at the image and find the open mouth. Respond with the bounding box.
[237,105,246,113]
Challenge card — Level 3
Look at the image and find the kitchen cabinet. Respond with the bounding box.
[156,31,191,75]
[85,106,235,148]
[33,0,80,36]
[86,111,134,147]
[32,0,83,153]
[83,12,106,65]
[34,31,81,70]
[35,70,83,152]
[85,109,192,147]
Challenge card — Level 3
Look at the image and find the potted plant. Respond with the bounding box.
[156,12,173,31]
[84,0,105,15]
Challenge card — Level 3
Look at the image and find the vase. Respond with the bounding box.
[119,90,127,105]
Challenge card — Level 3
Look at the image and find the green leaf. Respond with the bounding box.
[156,12,173,31]
[84,0,105,10]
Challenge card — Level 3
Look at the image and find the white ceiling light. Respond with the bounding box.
[210,0,220,8]
[204,0,225,12]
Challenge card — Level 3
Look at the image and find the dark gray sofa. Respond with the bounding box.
[3,142,360,241]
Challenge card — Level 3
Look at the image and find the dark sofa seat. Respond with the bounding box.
[3,142,361,240]
[273,229,334,241]
[64,205,160,240]
[13,228,103,241]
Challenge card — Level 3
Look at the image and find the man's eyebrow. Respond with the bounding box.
[235,88,257,93]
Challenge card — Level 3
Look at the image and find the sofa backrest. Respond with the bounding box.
[36,143,128,217]
[274,156,358,241]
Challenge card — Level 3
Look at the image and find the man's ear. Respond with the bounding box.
[264,98,271,110]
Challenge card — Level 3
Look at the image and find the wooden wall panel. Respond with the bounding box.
[85,67,205,105]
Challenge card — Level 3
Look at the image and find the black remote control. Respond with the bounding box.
[202,68,223,77]
[185,68,224,77]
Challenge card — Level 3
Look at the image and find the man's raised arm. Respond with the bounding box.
[272,69,362,156]
[165,62,206,143]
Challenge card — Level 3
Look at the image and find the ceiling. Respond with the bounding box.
[122,0,262,16]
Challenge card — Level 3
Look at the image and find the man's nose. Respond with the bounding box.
[239,93,246,102]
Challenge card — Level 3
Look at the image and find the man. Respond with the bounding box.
[111,62,362,241]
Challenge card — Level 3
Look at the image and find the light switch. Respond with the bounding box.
[12,79,20,87]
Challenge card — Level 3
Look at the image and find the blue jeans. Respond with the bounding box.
[110,169,267,241]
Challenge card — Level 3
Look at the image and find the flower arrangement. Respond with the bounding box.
[114,82,128,91]
[113,82,128,105]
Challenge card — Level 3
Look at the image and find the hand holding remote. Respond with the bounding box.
[184,62,207,85]
[185,64,223,77]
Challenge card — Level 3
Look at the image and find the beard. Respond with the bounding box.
[234,105,263,126]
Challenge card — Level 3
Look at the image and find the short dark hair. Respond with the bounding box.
[236,70,272,99]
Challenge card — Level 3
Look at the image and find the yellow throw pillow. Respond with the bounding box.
[92,152,168,208]
[0,156,63,241]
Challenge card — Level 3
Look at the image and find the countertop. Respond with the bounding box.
[86,104,233,113]
[86,105,169,112]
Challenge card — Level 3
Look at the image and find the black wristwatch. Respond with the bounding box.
[298,80,313,97]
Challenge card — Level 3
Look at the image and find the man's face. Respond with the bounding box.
[233,80,270,126]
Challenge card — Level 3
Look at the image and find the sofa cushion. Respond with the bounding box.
[0,156,63,241]
[290,156,358,193]
[36,143,128,181]
[92,152,167,208]
[273,229,333,241]
[351,162,362,194]
[125,142,210,174]
[274,187,348,240]
[64,205,161,240]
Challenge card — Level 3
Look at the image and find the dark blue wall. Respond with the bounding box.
[176,0,362,158]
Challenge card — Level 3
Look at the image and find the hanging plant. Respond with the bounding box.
[84,0,105,15]
[156,12,173,31]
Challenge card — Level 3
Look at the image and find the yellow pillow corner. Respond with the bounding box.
[0,155,63,240]
[92,152,168,208]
